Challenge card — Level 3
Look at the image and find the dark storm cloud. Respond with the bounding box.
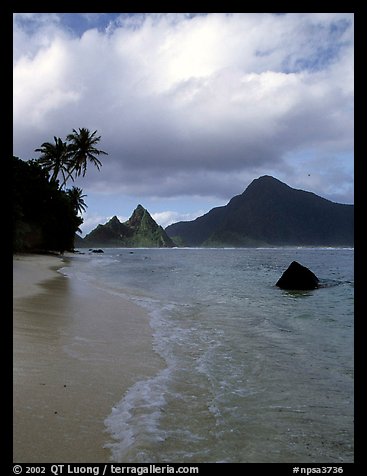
[13,13,354,202]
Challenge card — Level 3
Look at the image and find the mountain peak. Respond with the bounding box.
[134,204,145,213]
[84,205,176,248]
[166,176,354,247]
[246,175,289,191]
[127,204,152,229]
[108,215,121,224]
[256,175,277,182]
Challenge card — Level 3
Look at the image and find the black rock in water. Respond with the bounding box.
[276,261,319,290]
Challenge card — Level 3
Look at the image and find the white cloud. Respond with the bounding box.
[80,213,129,236]
[13,13,354,204]
[80,213,108,236]
[152,210,205,228]
[80,209,198,234]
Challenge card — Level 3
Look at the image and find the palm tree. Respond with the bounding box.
[66,186,88,215]
[66,128,108,179]
[35,137,73,187]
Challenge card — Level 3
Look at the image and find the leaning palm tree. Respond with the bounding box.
[66,128,108,179]
[66,186,88,215]
[35,136,73,187]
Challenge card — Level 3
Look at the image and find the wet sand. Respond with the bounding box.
[13,254,164,463]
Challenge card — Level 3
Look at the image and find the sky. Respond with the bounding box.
[13,13,354,236]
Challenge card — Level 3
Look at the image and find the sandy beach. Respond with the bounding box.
[13,253,164,463]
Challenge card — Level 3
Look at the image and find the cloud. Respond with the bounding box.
[13,13,354,204]
[80,213,110,235]
[151,210,206,229]
[81,209,201,235]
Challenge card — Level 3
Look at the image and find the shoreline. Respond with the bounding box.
[13,253,164,462]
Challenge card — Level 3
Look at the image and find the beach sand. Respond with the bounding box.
[13,254,164,463]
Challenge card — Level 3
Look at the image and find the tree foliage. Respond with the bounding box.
[66,128,108,179]
[67,186,88,215]
[34,136,72,187]
[13,128,107,253]
[34,128,108,188]
[13,156,83,253]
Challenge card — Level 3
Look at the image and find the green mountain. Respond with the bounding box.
[165,176,354,247]
[83,204,176,248]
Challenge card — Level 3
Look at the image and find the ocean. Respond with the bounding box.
[67,247,354,463]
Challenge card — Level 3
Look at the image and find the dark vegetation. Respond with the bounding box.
[13,128,107,253]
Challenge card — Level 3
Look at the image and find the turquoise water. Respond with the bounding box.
[70,247,354,463]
